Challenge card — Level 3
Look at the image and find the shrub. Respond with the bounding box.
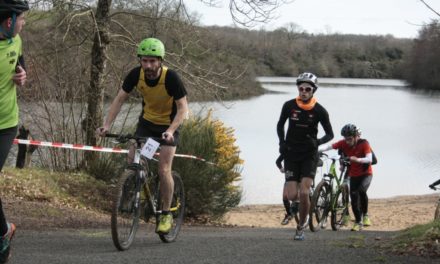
[174,111,243,218]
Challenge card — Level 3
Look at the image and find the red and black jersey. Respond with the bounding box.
[332,139,373,177]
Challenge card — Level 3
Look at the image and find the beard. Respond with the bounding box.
[144,67,160,80]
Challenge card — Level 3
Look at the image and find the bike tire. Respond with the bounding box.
[158,172,185,243]
[111,169,141,251]
[309,181,331,232]
[330,184,349,231]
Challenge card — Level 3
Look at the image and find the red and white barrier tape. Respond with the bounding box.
[13,139,129,153]
[13,139,215,165]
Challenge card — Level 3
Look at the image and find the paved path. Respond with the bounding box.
[9,226,433,263]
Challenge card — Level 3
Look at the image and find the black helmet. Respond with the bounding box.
[0,0,29,16]
[341,124,360,137]
[296,72,318,92]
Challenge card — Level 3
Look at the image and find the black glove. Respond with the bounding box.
[429,184,435,190]
[279,142,288,155]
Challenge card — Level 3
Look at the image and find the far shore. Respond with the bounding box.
[221,194,439,231]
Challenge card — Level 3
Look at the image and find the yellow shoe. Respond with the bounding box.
[156,214,173,234]
[351,222,362,231]
[342,214,350,226]
[363,215,371,226]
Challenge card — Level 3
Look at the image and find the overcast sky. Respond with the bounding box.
[186,0,440,38]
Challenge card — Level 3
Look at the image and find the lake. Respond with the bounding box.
[193,77,440,205]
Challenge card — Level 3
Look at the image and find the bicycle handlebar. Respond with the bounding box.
[429,179,440,190]
[319,152,350,166]
[104,133,166,145]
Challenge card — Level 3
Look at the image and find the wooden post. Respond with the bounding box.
[15,125,38,168]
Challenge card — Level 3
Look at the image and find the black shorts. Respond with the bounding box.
[135,118,179,147]
[284,153,318,182]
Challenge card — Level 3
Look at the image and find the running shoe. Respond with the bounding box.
[363,215,371,227]
[156,214,173,234]
[294,227,305,241]
[0,223,16,264]
[351,222,362,232]
[281,214,293,225]
[342,214,351,226]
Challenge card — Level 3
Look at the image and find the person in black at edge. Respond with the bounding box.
[277,72,334,241]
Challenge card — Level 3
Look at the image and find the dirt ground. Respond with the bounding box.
[4,194,439,231]
[220,194,439,231]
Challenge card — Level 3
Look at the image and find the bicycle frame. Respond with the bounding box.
[310,153,350,231]
[321,156,348,209]
[108,133,185,250]
[129,143,181,222]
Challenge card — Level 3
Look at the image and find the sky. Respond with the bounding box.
[186,0,440,38]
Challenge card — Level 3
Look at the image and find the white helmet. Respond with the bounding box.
[296,72,318,92]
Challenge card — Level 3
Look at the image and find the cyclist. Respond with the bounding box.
[276,154,299,225]
[277,72,334,240]
[97,38,188,235]
[319,124,373,231]
[0,0,29,262]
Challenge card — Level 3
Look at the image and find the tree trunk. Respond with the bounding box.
[84,0,112,167]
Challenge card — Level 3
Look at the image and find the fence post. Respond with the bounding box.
[15,125,37,168]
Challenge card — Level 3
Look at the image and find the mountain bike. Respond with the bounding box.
[429,179,440,220]
[106,133,185,251]
[309,152,350,232]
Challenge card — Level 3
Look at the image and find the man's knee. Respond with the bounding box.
[159,167,172,176]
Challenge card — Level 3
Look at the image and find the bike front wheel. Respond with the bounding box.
[330,184,349,231]
[111,169,141,251]
[158,172,185,243]
[309,181,331,232]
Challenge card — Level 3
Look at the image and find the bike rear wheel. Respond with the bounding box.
[158,172,185,243]
[331,184,349,231]
[111,169,141,251]
[309,181,331,232]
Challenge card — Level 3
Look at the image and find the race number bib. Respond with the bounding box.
[141,138,160,159]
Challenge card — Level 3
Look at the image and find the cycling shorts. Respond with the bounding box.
[135,118,180,147]
[284,153,318,182]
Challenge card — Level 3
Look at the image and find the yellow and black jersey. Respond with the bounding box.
[122,66,187,125]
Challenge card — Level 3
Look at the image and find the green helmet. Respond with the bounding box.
[137,38,165,59]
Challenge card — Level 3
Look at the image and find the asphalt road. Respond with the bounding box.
[9,226,433,264]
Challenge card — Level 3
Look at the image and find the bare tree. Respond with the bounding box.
[84,0,112,165]
[195,0,292,27]
[420,0,440,17]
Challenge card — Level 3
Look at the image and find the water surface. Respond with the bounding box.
[194,77,440,204]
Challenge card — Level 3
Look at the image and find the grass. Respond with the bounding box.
[379,220,440,258]
[0,167,112,212]
[331,222,440,259]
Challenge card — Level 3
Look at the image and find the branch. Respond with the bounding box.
[420,0,440,17]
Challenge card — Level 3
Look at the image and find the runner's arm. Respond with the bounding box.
[317,108,334,145]
[276,103,288,144]
[350,152,372,164]
[318,144,333,153]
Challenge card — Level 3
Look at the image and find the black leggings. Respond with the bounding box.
[0,126,18,235]
[349,175,372,223]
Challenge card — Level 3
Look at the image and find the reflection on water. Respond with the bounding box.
[193,77,440,205]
